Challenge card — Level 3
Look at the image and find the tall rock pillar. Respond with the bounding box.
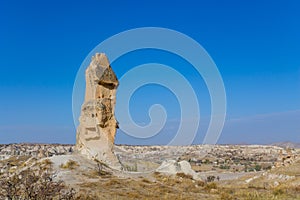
[76,53,121,169]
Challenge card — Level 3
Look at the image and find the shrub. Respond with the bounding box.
[273,188,284,196]
[41,158,53,166]
[206,175,216,182]
[94,162,111,176]
[254,164,262,171]
[60,160,79,170]
[219,165,230,169]
[0,167,75,200]
[124,163,137,172]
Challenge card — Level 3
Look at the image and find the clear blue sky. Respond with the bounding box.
[0,0,299,144]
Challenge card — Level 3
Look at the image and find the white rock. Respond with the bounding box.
[155,160,200,180]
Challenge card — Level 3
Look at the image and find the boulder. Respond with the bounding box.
[155,160,200,180]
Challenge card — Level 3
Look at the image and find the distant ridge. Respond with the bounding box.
[271,141,300,149]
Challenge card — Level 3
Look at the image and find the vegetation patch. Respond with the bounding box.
[60,159,79,170]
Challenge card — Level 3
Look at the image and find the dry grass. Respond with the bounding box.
[176,172,193,179]
[74,159,300,200]
[84,168,112,178]
[41,158,53,166]
[0,156,31,167]
[204,182,217,191]
[77,173,214,199]
[215,159,300,200]
[60,159,79,170]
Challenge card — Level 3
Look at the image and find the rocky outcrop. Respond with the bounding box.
[75,53,121,169]
[155,160,200,180]
[275,148,298,167]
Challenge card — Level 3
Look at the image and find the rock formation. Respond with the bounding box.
[155,160,200,180]
[75,53,121,169]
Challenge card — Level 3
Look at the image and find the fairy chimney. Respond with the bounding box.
[76,53,121,169]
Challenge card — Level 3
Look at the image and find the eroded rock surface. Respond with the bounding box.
[76,53,121,169]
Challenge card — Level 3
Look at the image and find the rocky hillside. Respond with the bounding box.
[0,143,299,199]
[0,143,74,160]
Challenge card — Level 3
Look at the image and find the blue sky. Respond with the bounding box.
[0,0,299,144]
